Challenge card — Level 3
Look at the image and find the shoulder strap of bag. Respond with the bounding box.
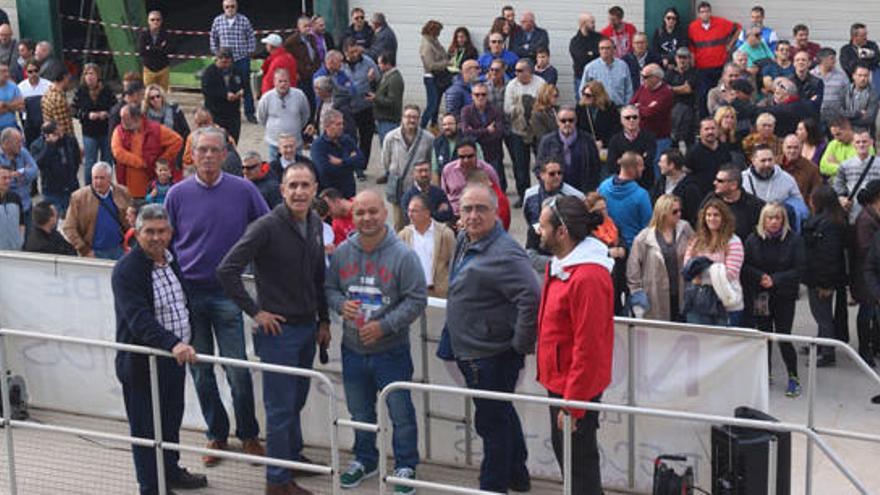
[399,130,424,181]
[91,187,126,235]
[747,174,757,196]
[848,156,876,203]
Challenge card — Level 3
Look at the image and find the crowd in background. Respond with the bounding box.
[2,1,880,494]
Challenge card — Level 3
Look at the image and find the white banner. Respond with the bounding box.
[0,253,767,492]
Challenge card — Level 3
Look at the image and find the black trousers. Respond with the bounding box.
[548,392,603,495]
[352,107,375,171]
[754,294,798,378]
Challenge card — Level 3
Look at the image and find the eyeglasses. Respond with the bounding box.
[241,164,259,171]
[544,170,562,177]
[458,153,476,159]
[149,94,162,100]
[149,18,162,22]
[461,203,491,214]
[488,67,501,72]
[490,39,503,44]
[514,68,525,73]
[472,92,487,97]
[672,209,682,214]
[354,16,364,20]
[713,177,730,183]
[544,196,568,231]
[26,69,37,74]
[558,118,575,124]
[623,115,639,120]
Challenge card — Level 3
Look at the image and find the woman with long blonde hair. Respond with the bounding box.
[627,194,694,321]
[529,84,559,143]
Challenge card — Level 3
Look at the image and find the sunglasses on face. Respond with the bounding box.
[472,92,487,97]
[149,94,162,100]
[490,39,503,44]
[241,164,259,171]
[672,209,681,214]
[623,115,639,120]
[558,118,575,124]
[544,170,562,177]
[714,177,730,183]
[458,153,476,159]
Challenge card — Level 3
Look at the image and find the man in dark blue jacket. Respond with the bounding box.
[111,204,206,495]
[400,161,453,224]
[509,11,549,61]
[311,109,365,198]
[536,106,601,192]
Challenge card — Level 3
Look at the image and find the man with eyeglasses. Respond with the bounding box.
[461,82,505,190]
[138,10,172,92]
[535,195,614,495]
[665,48,699,148]
[441,138,500,216]
[342,7,374,50]
[479,34,519,80]
[241,150,281,209]
[631,63,674,173]
[382,104,434,230]
[536,106,601,192]
[444,183,540,493]
[579,38,632,107]
[164,126,269,467]
[523,159,585,272]
[504,59,545,207]
[702,163,764,242]
[210,0,257,124]
[257,68,310,163]
[623,32,663,93]
[606,105,656,190]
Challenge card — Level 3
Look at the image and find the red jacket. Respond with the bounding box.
[536,255,614,418]
[631,82,674,139]
[600,22,637,58]
[261,48,299,94]
[688,16,740,70]
[491,181,511,230]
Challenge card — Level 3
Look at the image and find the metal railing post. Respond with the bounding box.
[464,398,473,466]
[377,387,389,494]
[328,381,341,495]
[148,355,166,495]
[0,335,17,495]
[420,313,432,460]
[626,323,636,490]
[805,342,818,495]
[562,412,572,495]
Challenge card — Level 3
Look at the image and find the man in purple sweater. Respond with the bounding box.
[164,126,270,466]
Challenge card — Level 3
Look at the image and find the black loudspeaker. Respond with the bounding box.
[711,406,791,495]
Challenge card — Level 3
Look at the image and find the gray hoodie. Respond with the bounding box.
[325,226,427,355]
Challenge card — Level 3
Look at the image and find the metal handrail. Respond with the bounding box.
[0,327,341,495]
[376,381,872,495]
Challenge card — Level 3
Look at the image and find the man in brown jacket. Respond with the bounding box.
[285,16,321,113]
[781,134,822,205]
[398,194,455,297]
[62,161,131,259]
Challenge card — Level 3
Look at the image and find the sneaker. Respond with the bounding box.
[393,467,416,494]
[785,376,802,398]
[340,460,377,489]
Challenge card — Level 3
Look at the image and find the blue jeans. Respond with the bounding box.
[421,76,439,128]
[42,193,70,218]
[254,322,316,484]
[83,134,112,186]
[234,57,256,117]
[94,244,124,260]
[122,357,186,494]
[341,344,418,470]
[188,286,259,441]
[456,349,529,492]
[376,120,398,153]
[686,311,728,326]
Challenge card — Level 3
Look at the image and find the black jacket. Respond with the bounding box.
[802,213,848,288]
[840,41,880,79]
[251,173,282,209]
[536,130,601,192]
[30,134,80,196]
[863,231,880,301]
[72,85,118,138]
[137,29,172,72]
[702,191,765,242]
[112,246,190,383]
[23,226,76,255]
[623,51,664,93]
[201,63,243,122]
[569,30,602,80]
[685,141,733,196]
[576,104,621,146]
[652,26,689,65]
[743,231,805,300]
[606,130,656,190]
[651,174,702,226]
[509,27,550,61]
[217,204,329,324]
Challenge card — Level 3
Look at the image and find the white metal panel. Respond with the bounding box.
[711,0,880,54]
[354,1,644,107]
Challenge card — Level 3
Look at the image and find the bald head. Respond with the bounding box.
[0,24,12,45]
[352,189,387,239]
[579,13,596,32]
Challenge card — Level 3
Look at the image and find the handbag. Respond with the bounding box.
[432,69,453,95]
[682,283,725,317]
[385,130,424,205]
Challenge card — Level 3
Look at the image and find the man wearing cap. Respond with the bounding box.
[201,48,244,143]
[210,0,257,124]
[664,47,699,147]
[260,33,298,96]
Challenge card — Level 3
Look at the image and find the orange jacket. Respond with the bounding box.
[111,118,182,198]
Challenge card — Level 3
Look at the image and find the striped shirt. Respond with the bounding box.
[833,154,880,223]
[151,251,191,344]
[209,13,255,61]
[685,235,744,282]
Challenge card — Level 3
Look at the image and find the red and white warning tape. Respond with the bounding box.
[62,14,294,36]
[63,48,215,60]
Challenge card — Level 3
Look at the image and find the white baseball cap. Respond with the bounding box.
[261,34,283,47]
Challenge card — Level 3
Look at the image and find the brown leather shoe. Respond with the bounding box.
[242,438,265,465]
[201,439,227,467]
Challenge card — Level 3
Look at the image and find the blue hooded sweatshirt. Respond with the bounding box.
[597,176,652,249]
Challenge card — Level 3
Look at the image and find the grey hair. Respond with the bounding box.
[36,41,52,51]
[273,67,290,79]
[191,126,227,149]
[277,132,297,143]
[372,12,387,27]
[313,75,333,92]
[136,204,170,231]
[91,161,113,176]
[461,183,498,210]
[620,104,639,115]
[646,64,664,79]
[322,109,343,129]
[773,77,797,96]
[0,127,20,145]
[242,150,262,163]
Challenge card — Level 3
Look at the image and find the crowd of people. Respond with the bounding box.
[2,1,880,494]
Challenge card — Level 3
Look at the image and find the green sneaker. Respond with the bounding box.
[340,460,378,489]
[393,467,416,494]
